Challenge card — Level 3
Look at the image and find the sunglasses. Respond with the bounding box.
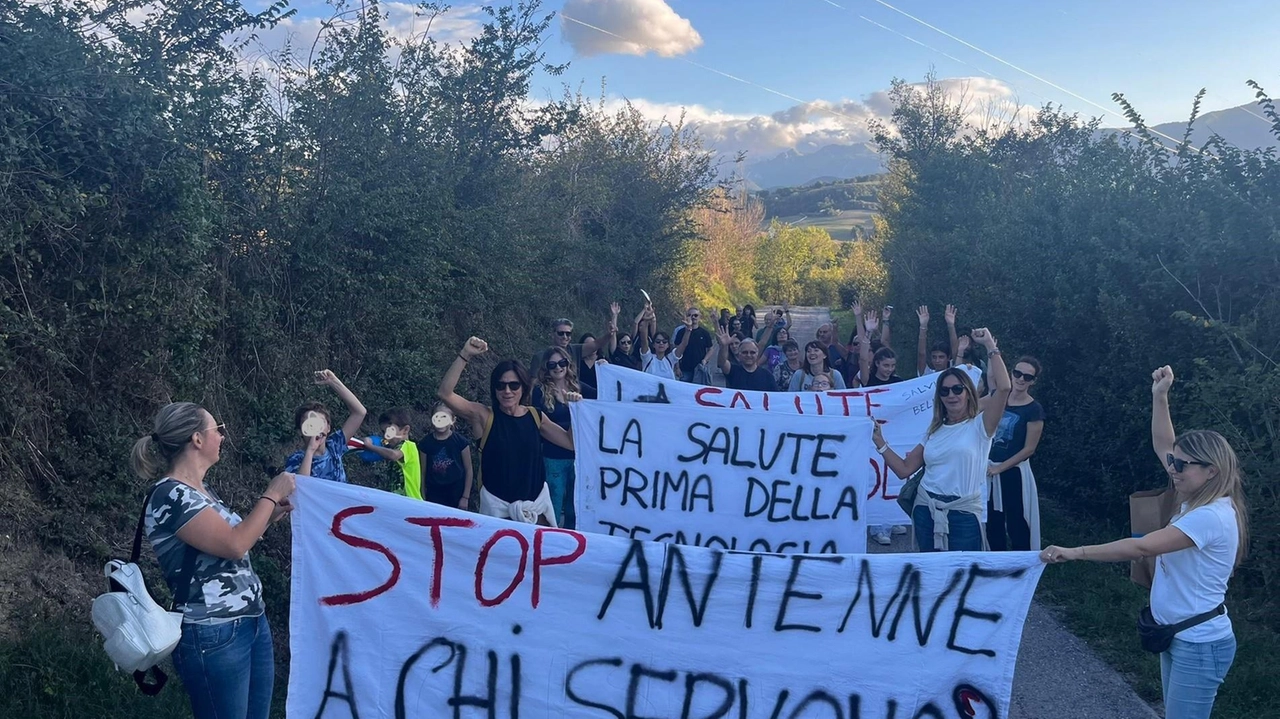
[939,384,967,396]
[555,331,573,338]
[199,423,227,437]
[619,339,632,345]
[1166,453,1208,473]
[1011,369,1037,382]
[494,381,523,392]
[545,359,570,370]
[654,338,670,344]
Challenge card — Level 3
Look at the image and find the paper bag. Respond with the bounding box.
[1129,483,1178,588]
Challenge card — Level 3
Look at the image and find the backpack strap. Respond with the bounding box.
[479,410,495,451]
[528,407,543,429]
[132,479,198,609]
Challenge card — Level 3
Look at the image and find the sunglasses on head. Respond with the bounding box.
[545,359,569,370]
[1011,369,1037,382]
[555,330,573,337]
[494,381,523,392]
[1166,453,1208,473]
[939,384,966,396]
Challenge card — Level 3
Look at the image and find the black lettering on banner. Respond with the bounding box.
[745,554,763,629]
[656,545,724,628]
[836,560,966,646]
[729,427,756,468]
[600,467,622,501]
[677,422,715,463]
[316,632,360,719]
[680,673,735,719]
[786,690,842,718]
[786,433,819,475]
[565,658,625,719]
[598,415,643,457]
[627,664,679,719]
[597,540,657,627]
[809,434,846,478]
[947,564,1027,657]
[775,555,846,632]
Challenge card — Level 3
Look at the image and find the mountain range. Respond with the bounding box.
[733,103,1278,190]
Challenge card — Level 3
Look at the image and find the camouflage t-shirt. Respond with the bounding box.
[145,478,265,622]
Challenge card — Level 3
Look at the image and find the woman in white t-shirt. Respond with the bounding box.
[636,303,680,379]
[1042,365,1248,719]
[874,328,1011,551]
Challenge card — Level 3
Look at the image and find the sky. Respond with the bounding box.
[248,0,1280,161]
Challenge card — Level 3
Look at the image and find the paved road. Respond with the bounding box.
[773,306,1159,719]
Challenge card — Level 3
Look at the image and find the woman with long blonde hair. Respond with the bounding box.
[1042,366,1246,719]
[874,328,1011,551]
[530,346,587,528]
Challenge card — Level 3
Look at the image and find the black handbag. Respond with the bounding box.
[1136,604,1225,654]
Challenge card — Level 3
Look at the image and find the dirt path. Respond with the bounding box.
[777,306,1159,719]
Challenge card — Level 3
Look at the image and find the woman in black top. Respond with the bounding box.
[986,355,1045,550]
[863,347,904,387]
[437,338,574,526]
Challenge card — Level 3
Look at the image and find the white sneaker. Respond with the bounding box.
[873,530,892,545]
[890,525,907,535]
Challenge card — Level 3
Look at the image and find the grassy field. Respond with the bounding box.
[768,210,877,240]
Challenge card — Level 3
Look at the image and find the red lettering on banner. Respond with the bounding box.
[763,392,770,411]
[826,390,861,417]
[729,391,751,409]
[405,516,477,607]
[531,529,587,608]
[321,506,402,606]
[814,394,824,414]
[793,394,803,414]
[474,529,530,607]
[695,387,725,407]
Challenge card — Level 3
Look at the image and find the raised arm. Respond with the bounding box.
[945,304,959,363]
[915,305,930,375]
[605,302,621,355]
[974,329,1012,436]
[437,338,492,435]
[715,327,733,376]
[674,319,694,359]
[1151,365,1176,464]
[459,445,474,509]
[315,370,367,440]
[872,424,925,478]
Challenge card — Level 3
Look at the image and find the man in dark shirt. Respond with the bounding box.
[716,330,776,391]
[672,307,713,383]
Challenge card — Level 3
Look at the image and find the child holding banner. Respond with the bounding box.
[1043,365,1247,719]
[438,338,575,526]
[873,328,1011,551]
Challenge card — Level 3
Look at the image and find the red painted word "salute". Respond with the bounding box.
[694,386,890,418]
[319,506,586,610]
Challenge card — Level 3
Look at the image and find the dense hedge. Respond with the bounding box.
[872,77,1280,625]
[0,3,713,707]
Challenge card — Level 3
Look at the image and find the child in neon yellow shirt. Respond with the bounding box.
[358,408,421,498]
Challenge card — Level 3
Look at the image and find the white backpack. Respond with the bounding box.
[90,482,193,694]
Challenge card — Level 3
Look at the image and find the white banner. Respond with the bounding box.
[288,478,1044,719]
[570,401,875,554]
[595,364,982,525]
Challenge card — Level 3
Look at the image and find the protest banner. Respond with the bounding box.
[570,400,875,554]
[595,363,983,525]
[288,478,1045,719]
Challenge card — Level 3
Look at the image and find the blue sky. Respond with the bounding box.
[259,0,1280,158]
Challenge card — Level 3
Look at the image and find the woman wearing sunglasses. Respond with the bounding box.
[986,356,1045,551]
[1042,366,1247,719]
[132,403,294,719]
[531,347,591,529]
[438,338,574,526]
[873,328,1011,551]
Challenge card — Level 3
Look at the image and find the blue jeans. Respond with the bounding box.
[912,497,983,551]
[544,458,576,530]
[172,614,273,719]
[1161,635,1236,719]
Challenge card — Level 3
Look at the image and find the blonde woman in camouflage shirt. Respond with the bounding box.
[132,402,293,719]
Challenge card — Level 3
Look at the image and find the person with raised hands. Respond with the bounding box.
[637,303,681,379]
[873,328,1011,551]
[986,356,1046,551]
[285,369,367,482]
[916,305,959,376]
[439,337,574,526]
[672,306,714,383]
[716,326,776,391]
[1042,366,1246,719]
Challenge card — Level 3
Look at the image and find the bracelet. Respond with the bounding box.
[988,348,1002,356]
[457,353,469,362]
[258,495,279,507]
[875,444,889,455]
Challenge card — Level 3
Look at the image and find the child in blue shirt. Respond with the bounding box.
[284,369,367,482]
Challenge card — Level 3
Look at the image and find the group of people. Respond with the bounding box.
[128,299,1247,719]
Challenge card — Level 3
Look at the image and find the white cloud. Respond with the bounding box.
[561,0,702,57]
[611,78,1037,161]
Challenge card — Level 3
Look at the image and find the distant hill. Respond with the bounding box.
[754,176,883,239]
[737,143,883,190]
[1145,104,1278,150]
